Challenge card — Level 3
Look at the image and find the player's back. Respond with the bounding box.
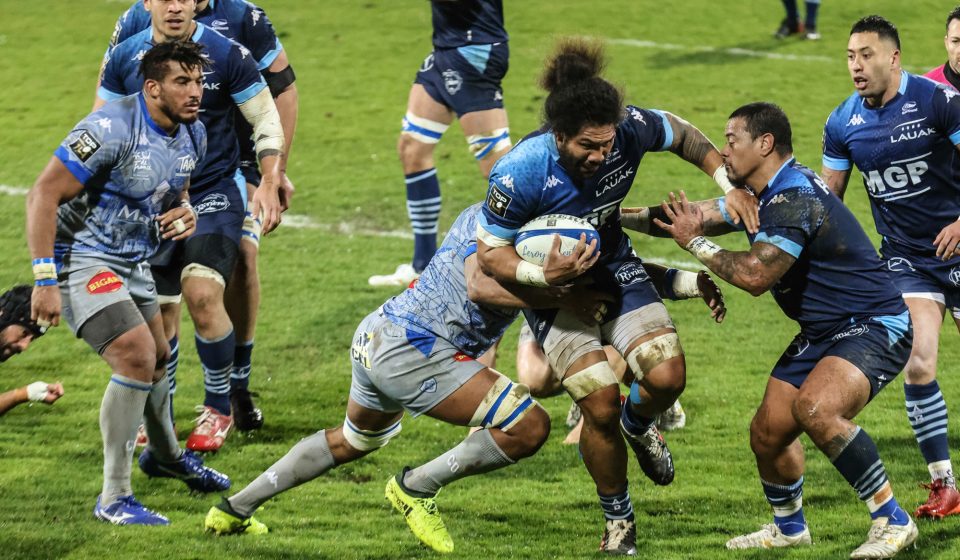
[382,204,518,357]
[431,0,507,48]
[751,161,906,340]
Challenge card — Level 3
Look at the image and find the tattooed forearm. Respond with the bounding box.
[703,242,795,297]
[665,112,715,167]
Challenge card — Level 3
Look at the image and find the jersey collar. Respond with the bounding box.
[860,70,909,110]
[192,21,206,42]
[761,157,796,198]
[543,130,561,162]
[138,92,179,138]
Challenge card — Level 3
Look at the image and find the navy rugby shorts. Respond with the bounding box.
[414,42,509,117]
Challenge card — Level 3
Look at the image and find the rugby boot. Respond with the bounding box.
[849,516,918,559]
[138,448,230,493]
[621,420,675,485]
[599,518,637,555]
[230,388,264,432]
[385,470,454,553]
[368,263,419,288]
[726,524,812,549]
[914,477,960,519]
[204,499,268,535]
[654,400,686,432]
[186,405,234,452]
[93,494,169,526]
[774,18,803,39]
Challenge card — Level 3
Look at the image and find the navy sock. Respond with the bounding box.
[804,1,820,31]
[832,427,908,525]
[405,168,441,272]
[231,340,254,391]
[762,478,806,536]
[905,380,952,479]
[620,396,653,437]
[196,330,235,415]
[167,335,179,423]
[598,486,634,521]
[781,0,799,24]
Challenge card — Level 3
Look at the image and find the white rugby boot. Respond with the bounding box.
[368,263,419,288]
[725,524,812,550]
[849,516,918,559]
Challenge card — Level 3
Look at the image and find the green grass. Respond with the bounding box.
[1,1,959,558]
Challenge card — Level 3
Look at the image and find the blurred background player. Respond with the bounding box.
[822,15,960,519]
[925,7,960,91]
[98,0,285,452]
[775,0,822,40]
[106,0,299,434]
[652,102,916,558]
[27,42,229,525]
[205,203,613,553]
[369,0,513,287]
[0,285,63,417]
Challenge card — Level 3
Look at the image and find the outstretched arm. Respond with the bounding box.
[622,196,738,238]
[0,382,64,416]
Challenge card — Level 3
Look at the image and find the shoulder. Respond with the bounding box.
[621,105,668,131]
[825,93,862,128]
[110,29,152,63]
[491,131,553,184]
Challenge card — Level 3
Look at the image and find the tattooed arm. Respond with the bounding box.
[622,196,739,238]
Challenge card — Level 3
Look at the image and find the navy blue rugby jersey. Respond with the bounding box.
[431,0,508,48]
[99,23,267,191]
[823,71,960,254]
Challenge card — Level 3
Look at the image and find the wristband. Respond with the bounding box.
[713,165,735,194]
[515,260,549,287]
[671,269,701,299]
[620,207,650,234]
[685,236,723,262]
[32,258,57,281]
[26,382,49,402]
[34,279,58,287]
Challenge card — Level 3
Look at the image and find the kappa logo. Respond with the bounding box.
[443,69,462,95]
[132,49,147,62]
[195,193,230,215]
[832,323,869,341]
[420,378,438,393]
[847,114,866,126]
[767,193,788,205]
[500,174,515,192]
[945,87,958,103]
[949,267,960,287]
[238,45,251,60]
[138,132,149,146]
[486,185,512,218]
[87,270,122,295]
[544,175,562,190]
[265,470,278,488]
[785,335,810,358]
[97,118,112,133]
[909,404,924,423]
[251,9,262,26]
[901,101,918,114]
[886,257,916,272]
[494,90,503,102]
[628,106,646,124]
[614,261,649,286]
[69,130,101,162]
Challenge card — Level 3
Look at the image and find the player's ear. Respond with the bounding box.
[760,133,776,157]
[144,78,161,99]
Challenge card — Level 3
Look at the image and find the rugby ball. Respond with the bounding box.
[514,214,600,266]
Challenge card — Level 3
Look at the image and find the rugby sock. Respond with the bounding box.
[620,397,654,437]
[100,374,151,505]
[405,168,441,272]
[781,0,799,25]
[904,380,954,482]
[402,429,514,496]
[142,374,180,462]
[196,330,235,415]
[804,1,820,31]
[167,335,179,423]
[761,477,807,536]
[598,486,634,521]
[831,426,909,525]
[228,430,335,518]
[230,339,254,391]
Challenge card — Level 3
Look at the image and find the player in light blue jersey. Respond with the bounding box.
[26,42,230,526]
[98,0,286,453]
[105,0,299,433]
[643,102,916,558]
[474,38,756,555]
[203,203,620,552]
[821,15,960,519]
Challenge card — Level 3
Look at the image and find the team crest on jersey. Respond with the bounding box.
[87,270,123,295]
[211,19,229,31]
[785,334,810,357]
[486,186,512,217]
[442,70,462,95]
[195,193,230,215]
[351,331,373,370]
[420,378,438,393]
[949,267,960,287]
[847,114,865,127]
[614,261,649,286]
[901,101,918,114]
[69,130,101,162]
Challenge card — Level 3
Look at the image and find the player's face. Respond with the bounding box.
[945,19,960,74]
[157,62,204,124]
[556,124,616,180]
[720,117,764,186]
[847,32,899,102]
[146,0,197,41]
[0,325,33,362]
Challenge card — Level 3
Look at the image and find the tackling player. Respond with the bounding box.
[27,42,230,525]
[203,203,611,553]
[644,102,917,558]
[474,37,752,554]
[0,285,63,417]
[97,0,285,452]
[106,0,299,434]
[822,15,960,518]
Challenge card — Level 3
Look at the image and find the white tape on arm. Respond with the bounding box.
[672,270,701,299]
[516,260,548,287]
[26,382,49,402]
[713,165,735,194]
[685,236,723,263]
[237,87,285,160]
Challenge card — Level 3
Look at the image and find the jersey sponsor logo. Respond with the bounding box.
[486,185,512,217]
[596,163,634,197]
[832,323,869,341]
[543,175,563,190]
[614,261,649,286]
[847,114,866,126]
[604,149,621,164]
[419,377,438,393]
[195,192,231,215]
[889,118,936,144]
[583,199,621,228]
[785,335,810,357]
[116,204,144,222]
[950,267,960,287]
[863,160,928,196]
[210,19,229,31]
[201,71,220,91]
[351,331,372,370]
[87,270,123,295]
[442,69,462,95]
[133,150,152,173]
[886,257,916,272]
[901,101,918,114]
[453,352,474,362]
[176,155,197,176]
[69,130,101,162]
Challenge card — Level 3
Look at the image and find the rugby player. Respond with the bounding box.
[106,0,299,433]
[26,42,230,525]
[822,15,960,518]
[474,37,752,554]
[97,0,285,452]
[643,102,916,558]
[204,203,612,553]
[0,285,63,417]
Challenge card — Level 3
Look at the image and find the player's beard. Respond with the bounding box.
[557,147,598,184]
[160,92,200,125]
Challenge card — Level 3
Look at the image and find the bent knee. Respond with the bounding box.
[512,405,551,458]
[643,357,686,398]
[579,386,622,429]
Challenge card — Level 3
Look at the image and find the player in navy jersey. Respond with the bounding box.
[97,0,285,453]
[821,15,960,519]
[26,42,229,526]
[368,0,515,288]
[475,38,755,555]
[105,0,299,433]
[639,102,916,558]
[924,7,960,91]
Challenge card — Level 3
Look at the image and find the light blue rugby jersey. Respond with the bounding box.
[54,93,207,262]
[382,203,519,358]
[823,71,960,254]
